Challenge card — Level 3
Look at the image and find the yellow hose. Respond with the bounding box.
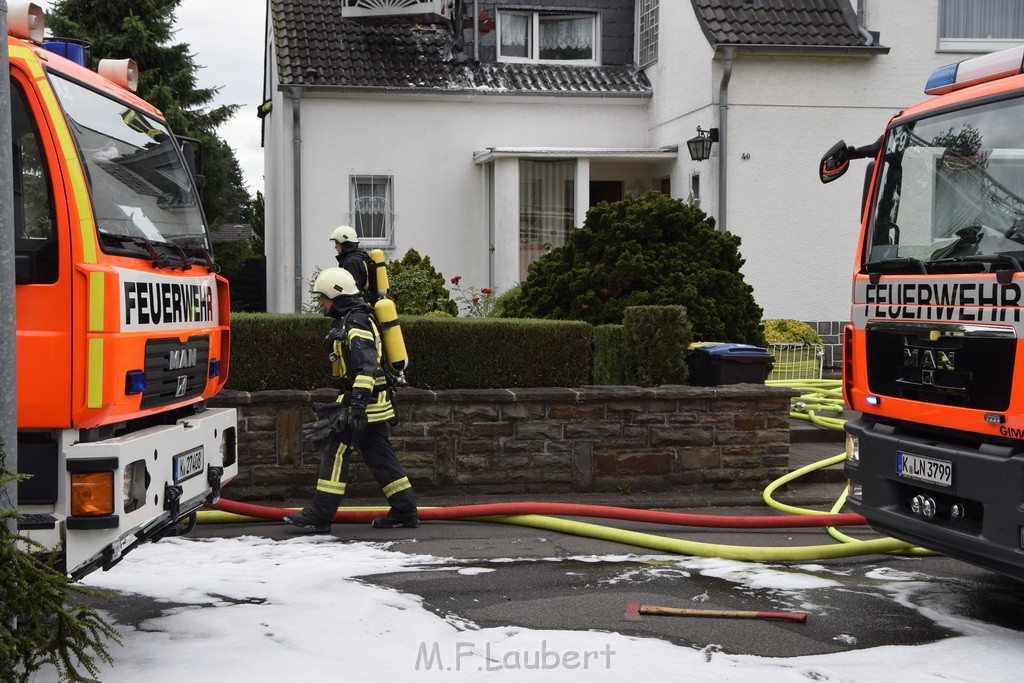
[193,379,933,562]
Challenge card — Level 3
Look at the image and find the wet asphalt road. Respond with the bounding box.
[176,501,1024,659]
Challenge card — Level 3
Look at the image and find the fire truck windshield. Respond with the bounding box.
[868,97,1024,273]
[48,72,211,259]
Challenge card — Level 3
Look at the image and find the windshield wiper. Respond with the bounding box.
[865,257,927,284]
[929,254,1023,284]
[97,230,180,270]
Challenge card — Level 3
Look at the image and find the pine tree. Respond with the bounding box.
[506,192,766,346]
[46,0,252,227]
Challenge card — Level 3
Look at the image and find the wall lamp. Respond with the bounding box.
[686,126,719,161]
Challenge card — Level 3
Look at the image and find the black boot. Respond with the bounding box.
[284,492,342,533]
[371,491,418,529]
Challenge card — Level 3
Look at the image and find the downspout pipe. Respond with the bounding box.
[290,86,303,312]
[0,0,18,539]
[856,0,874,46]
[718,46,735,233]
[473,0,479,62]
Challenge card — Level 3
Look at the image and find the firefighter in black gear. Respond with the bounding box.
[330,225,378,304]
[284,267,419,533]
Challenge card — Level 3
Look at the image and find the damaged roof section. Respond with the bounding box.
[271,0,651,95]
[691,0,888,53]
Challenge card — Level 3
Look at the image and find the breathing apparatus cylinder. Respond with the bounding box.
[374,297,408,372]
[369,249,389,296]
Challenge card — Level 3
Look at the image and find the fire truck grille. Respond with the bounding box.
[866,328,1014,410]
[140,336,209,409]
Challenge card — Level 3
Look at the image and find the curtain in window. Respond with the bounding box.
[501,14,529,57]
[941,0,1024,39]
[352,176,391,241]
[519,160,574,281]
[539,16,593,60]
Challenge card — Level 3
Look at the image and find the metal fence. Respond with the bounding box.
[767,343,824,381]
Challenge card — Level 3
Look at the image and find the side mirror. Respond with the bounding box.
[819,140,852,184]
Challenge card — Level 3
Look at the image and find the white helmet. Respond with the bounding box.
[330,225,358,244]
[312,267,359,298]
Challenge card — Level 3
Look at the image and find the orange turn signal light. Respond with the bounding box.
[70,471,115,517]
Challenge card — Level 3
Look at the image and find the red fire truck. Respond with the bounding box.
[821,44,1024,578]
[8,3,237,578]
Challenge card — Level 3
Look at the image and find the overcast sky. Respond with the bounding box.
[40,0,267,195]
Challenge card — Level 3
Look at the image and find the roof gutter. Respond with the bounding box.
[716,43,888,56]
[290,85,303,313]
[277,84,652,98]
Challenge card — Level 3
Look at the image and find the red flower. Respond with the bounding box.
[481,288,492,295]
[451,276,462,285]
[472,297,480,304]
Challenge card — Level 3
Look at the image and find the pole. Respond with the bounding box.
[0,1,19,536]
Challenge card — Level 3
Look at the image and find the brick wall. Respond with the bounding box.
[805,320,849,374]
[212,384,795,501]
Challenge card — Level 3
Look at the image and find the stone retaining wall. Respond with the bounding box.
[211,384,795,501]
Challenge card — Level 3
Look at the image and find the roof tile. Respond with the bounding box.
[271,0,649,95]
[692,0,865,47]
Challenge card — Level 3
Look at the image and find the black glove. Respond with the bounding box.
[301,403,347,445]
[346,405,368,437]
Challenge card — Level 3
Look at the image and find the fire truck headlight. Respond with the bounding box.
[71,472,115,517]
[846,434,859,463]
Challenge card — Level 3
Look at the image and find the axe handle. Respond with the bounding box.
[639,605,808,623]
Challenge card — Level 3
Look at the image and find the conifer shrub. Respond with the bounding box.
[622,305,692,387]
[505,192,765,346]
[387,249,457,316]
[1,467,120,682]
[592,324,627,385]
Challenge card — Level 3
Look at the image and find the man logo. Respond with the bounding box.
[176,375,188,398]
[169,348,198,371]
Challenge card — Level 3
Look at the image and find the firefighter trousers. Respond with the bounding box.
[315,420,417,515]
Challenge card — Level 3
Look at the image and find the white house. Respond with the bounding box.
[261,0,1015,365]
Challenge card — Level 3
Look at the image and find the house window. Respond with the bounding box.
[519,160,575,280]
[349,175,394,246]
[637,0,658,68]
[498,12,599,64]
[939,0,1024,52]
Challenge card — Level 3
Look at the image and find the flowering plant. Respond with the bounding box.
[449,275,496,317]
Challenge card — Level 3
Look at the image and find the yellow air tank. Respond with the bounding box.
[374,297,408,371]
[369,249,389,295]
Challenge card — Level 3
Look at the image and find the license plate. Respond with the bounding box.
[173,447,205,483]
[896,451,952,487]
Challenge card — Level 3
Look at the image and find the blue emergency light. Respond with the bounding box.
[125,370,147,395]
[209,358,221,378]
[925,44,1024,95]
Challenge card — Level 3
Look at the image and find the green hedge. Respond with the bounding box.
[592,324,627,385]
[622,305,692,387]
[226,313,592,391]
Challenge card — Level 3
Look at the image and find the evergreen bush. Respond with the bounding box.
[387,249,457,316]
[592,324,627,385]
[762,319,823,345]
[622,306,692,387]
[1,467,120,682]
[505,192,765,346]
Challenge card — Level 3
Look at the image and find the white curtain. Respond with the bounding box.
[519,160,575,280]
[500,14,529,57]
[539,17,593,59]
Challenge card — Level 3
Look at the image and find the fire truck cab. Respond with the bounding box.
[8,3,237,578]
[822,44,1024,579]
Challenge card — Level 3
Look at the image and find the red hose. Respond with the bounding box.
[208,498,866,528]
